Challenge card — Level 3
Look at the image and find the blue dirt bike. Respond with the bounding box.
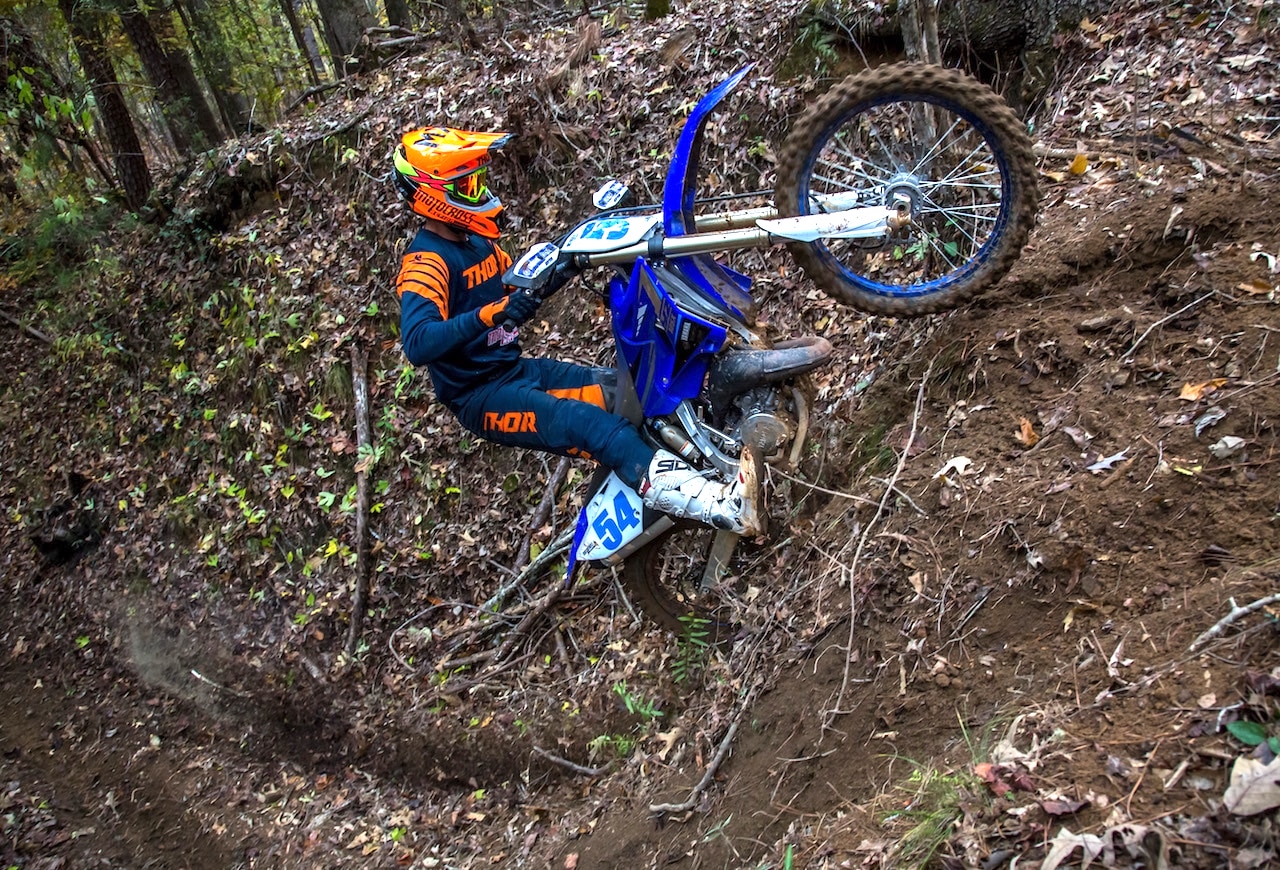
[504,63,1039,633]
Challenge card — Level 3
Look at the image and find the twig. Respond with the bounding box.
[1121,290,1216,361]
[345,345,373,658]
[283,81,340,113]
[869,476,929,516]
[649,682,762,815]
[188,668,252,698]
[827,360,935,725]
[479,526,575,614]
[767,464,881,508]
[512,456,571,576]
[1189,593,1280,651]
[532,745,611,776]
[1124,737,1164,816]
[0,308,53,344]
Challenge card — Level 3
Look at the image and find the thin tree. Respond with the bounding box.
[117,1,211,151]
[279,0,323,87]
[56,0,151,209]
[143,1,225,146]
[383,0,410,29]
[175,0,252,132]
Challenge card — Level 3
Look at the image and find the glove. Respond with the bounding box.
[479,288,541,327]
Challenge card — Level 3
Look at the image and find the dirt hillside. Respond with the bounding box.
[2,2,1279,869]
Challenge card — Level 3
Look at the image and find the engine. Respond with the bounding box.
[726,387,796,458]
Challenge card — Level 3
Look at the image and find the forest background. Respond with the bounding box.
[2,0,1280,868]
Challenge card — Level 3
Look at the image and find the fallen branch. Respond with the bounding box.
[478,525,575,615]
[443,582,567,670]
[767,464,881,509]
[512,456,571,577]
[649,682,762,815]
[344,344,373,659]
[0,308,53,344]
[532,745,611,776]
[1190,593,1280,651]
[1121,290,1216,361]
[283,81,340,113]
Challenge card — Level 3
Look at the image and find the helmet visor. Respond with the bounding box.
[447,167,489,205]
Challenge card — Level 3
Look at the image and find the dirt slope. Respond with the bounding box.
[2,2,1279,869]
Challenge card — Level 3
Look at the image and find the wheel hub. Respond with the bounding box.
[883,172,924,217]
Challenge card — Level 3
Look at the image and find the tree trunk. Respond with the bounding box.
[279,0,323,86]
[900,0,943,65]
[383,0,411,29]
[176,0,253,133]
[118,3,191,151]
[312,0,376,76]
[439,0,478,49]
[645,0,670,21]
[57,0,151,210]
[146,1,225,147]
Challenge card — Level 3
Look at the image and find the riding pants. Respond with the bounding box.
[451,358,654,489]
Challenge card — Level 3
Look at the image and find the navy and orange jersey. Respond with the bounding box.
[396,226,518,403]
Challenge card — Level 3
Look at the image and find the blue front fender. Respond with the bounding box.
[662,64,756,239]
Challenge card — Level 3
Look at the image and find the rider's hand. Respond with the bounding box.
[480,289,541,327]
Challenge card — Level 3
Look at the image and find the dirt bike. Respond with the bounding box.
[504,63,1039,634]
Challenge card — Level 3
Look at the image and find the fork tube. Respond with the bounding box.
[693,205,778,232]
[582,226,776,267]
[700,531,741,591]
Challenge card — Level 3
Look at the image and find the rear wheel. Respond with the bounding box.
[775,63,1039,315]
[620,524,755,640]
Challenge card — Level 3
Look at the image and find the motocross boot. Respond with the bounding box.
[639,447,761,535]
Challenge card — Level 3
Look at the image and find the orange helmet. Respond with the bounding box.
[393,127,510,239]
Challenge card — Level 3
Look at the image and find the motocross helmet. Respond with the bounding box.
[394,127,510,239]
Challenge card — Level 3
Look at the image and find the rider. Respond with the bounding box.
[392,126,757,534]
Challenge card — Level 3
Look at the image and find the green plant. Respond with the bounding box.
[881,760,977,867]
[587,732,636,761]
[1228,719,1280,754]
[878,711,1001,867]
[613,680,662,721]
[673,614,712,684]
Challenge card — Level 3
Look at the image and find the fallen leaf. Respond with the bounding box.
[1069,153,1089,175]
[1040,797,1088,816]
[1179,378,1228,401]
[975,762,1011,796]
[1194,406,1227,436]
[1041,828,1105,870]
[1016,417,1040,446]
[1087,450,1128,473]
[564,853,579,869]
[933,456,973,479]
[1209,436,1246,459]
[1224,755,1280,815]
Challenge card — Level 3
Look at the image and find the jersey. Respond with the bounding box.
[396,227,518,404]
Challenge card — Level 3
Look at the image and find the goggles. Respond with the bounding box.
[446,167,488,205]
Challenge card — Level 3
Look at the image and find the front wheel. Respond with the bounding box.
[775,63,1040,316]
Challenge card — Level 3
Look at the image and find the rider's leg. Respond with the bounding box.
[452,359,652,488]
[454,359,757,533]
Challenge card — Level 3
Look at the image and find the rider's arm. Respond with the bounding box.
[397,249,522,365]
[397,252,485,365]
